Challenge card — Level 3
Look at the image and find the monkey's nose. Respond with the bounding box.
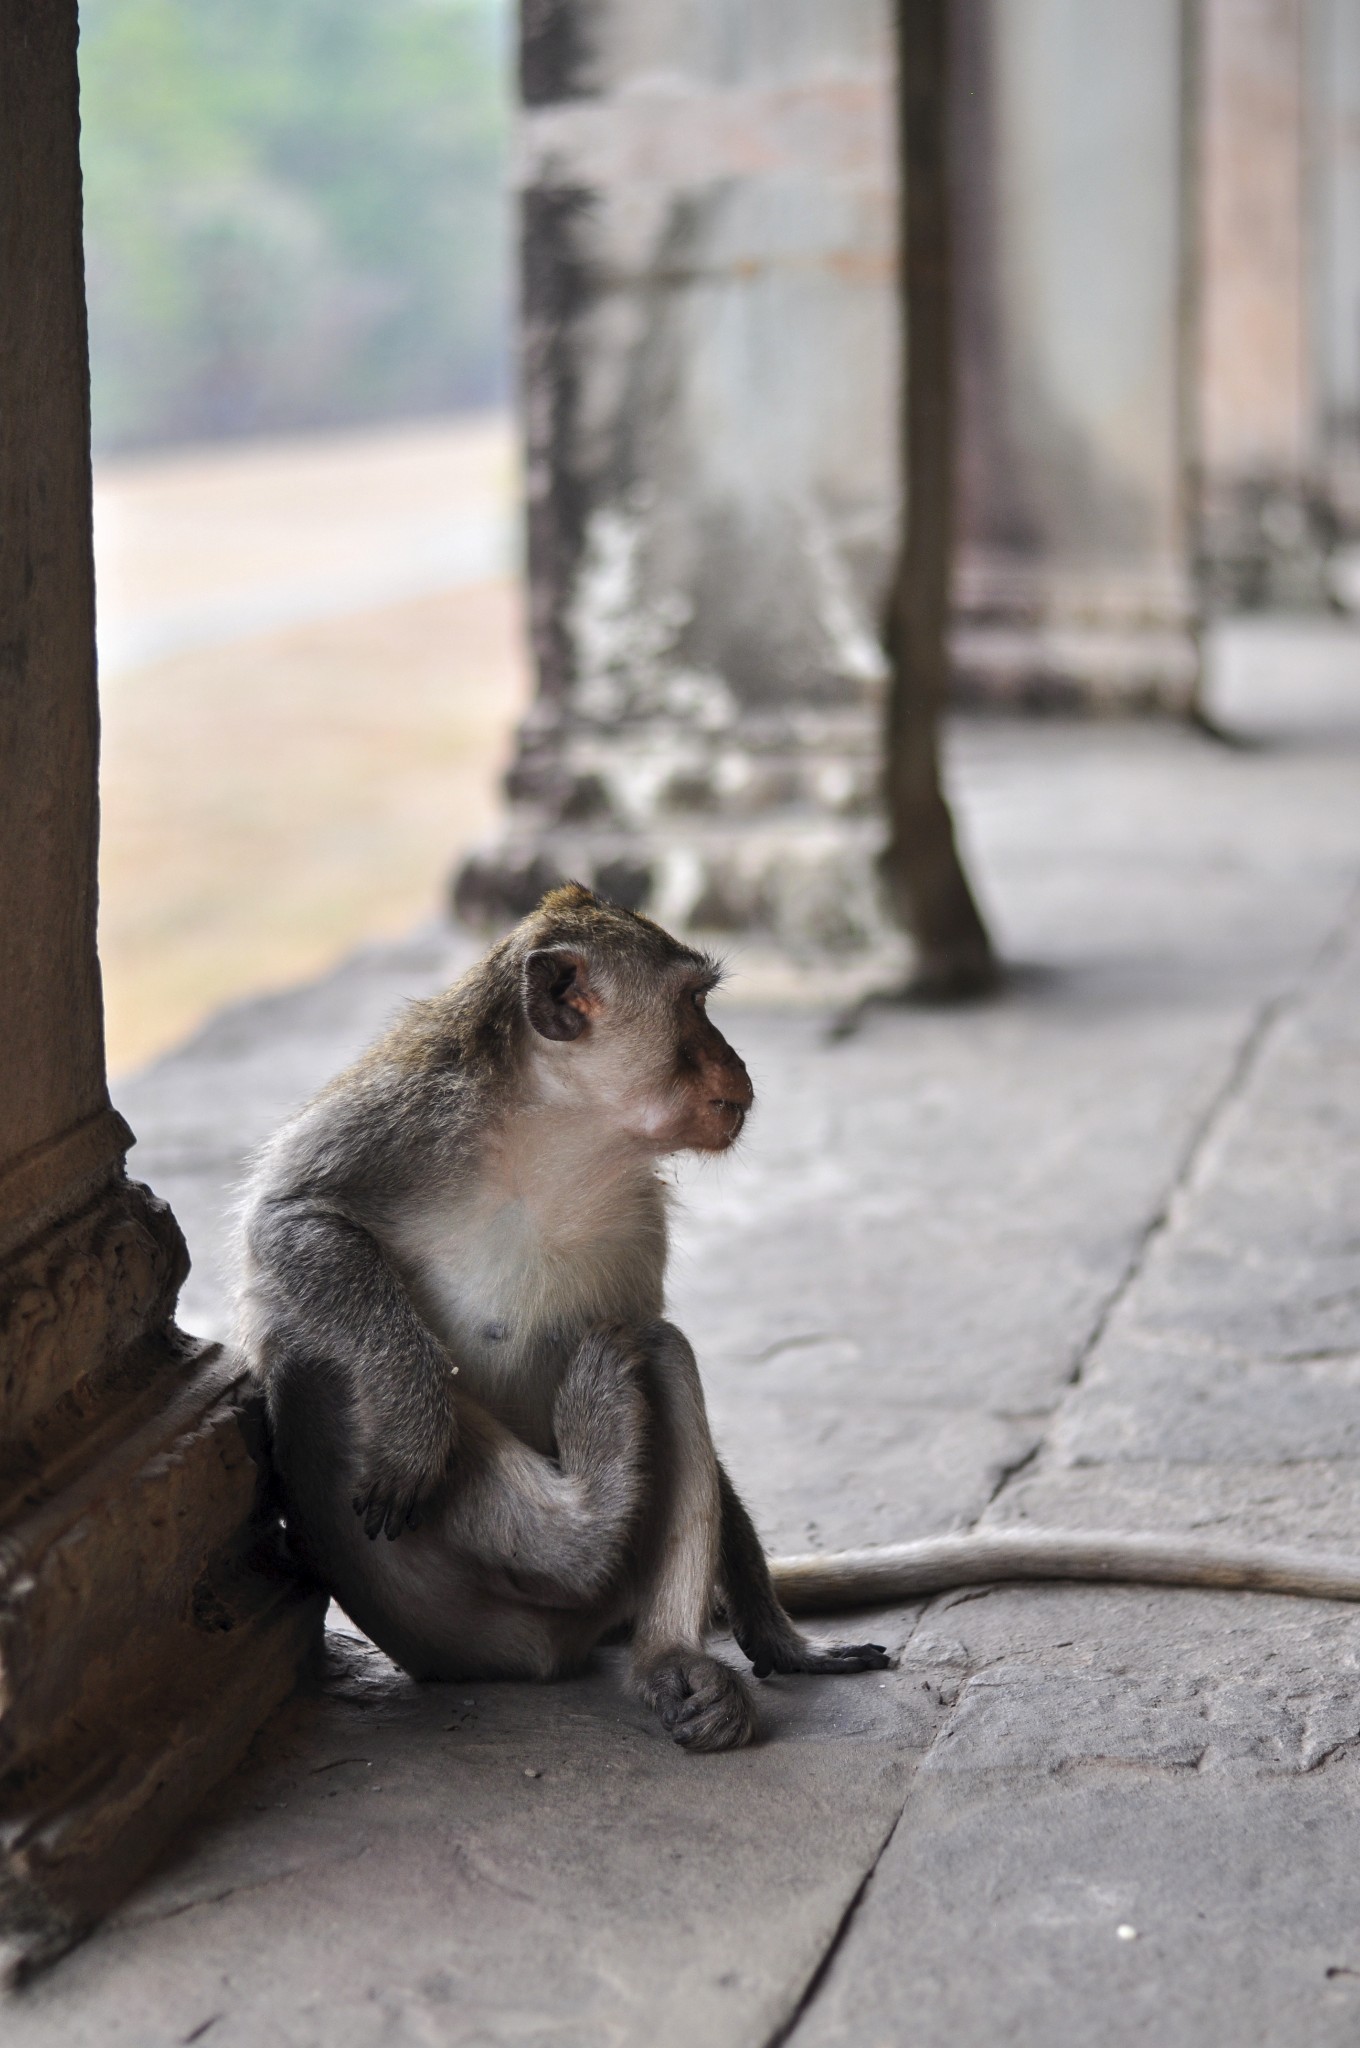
[711,1101,747,1145]
[727,1061,754,1110]
[712,1082,753,1128]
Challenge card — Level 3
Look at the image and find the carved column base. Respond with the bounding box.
[950,553,1202,713]
[454,705,910,969]
[1198,476,1340,613]
[0,1147,324,1978]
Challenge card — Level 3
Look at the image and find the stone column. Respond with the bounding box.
[0,3,320,1975]
[1193,0,1332,606]
[948,0,1199,709]
[457,1,906,965]
[1308,0,1360,550]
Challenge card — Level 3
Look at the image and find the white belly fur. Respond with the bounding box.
[382,1135,668,1453]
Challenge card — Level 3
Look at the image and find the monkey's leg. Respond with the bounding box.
[628,1322,759,1753]
[443,1323,651,1609]
[307,1327,650,1682]
[717,1465,890,1678]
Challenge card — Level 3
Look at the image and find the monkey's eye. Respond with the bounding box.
[691,988,707,1011]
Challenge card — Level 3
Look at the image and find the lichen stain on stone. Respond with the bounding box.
[796,493,891,689]
[568,501,736,734]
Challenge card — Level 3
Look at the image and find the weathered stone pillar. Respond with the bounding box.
[1193,0,1331,606]
[0,3,321,1974]
[1308,0,1360,549]
[457,2,905,962]
[948,0,1199,709]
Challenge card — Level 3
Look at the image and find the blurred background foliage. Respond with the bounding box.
[78,0,512,453]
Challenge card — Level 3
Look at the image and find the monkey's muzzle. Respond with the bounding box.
[710,1097,749,1146]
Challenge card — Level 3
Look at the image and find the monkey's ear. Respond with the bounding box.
[523,948,599,1041]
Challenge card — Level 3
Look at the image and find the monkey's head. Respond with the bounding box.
[513,885,754,1155]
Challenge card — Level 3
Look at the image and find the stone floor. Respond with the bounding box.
[10,617,1360,2044]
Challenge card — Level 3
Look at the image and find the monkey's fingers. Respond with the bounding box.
[360,1490,393,1541]
[797,1641,891,1674]
[747,1637,891,1677]
[642,1655,758,1752]
[352,1485,419,1541]
[383,1496,413,1540]
[668,1675,757,1753]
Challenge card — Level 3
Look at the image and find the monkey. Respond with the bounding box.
[239,885,1360,1754]
[238,883,890,1754]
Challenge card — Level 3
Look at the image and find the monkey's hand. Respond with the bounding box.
[351,1368,460,1541]
[734,1617,892,1680]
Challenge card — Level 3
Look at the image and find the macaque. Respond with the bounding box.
[239,886,887,1752]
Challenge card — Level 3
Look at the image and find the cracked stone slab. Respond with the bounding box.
[1035,900,1360,1478]
[787,1766,1360,2048]
[984,1457,1360,1553]
[6,1619,933,2048]
[910,1586,1360,1775]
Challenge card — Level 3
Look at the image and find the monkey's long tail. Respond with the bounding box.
[769,1530,1360,1614]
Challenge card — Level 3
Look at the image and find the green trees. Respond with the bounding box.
[78,0,511,450]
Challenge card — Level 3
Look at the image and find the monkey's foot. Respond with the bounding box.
[743,1632,892,1680]
[637,1653,758,1752]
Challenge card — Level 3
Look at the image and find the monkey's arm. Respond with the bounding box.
[248,1196,459,1540]
[716,1465,890,1677]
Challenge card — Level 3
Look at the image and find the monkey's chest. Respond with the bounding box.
[387,1180,666,1448]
